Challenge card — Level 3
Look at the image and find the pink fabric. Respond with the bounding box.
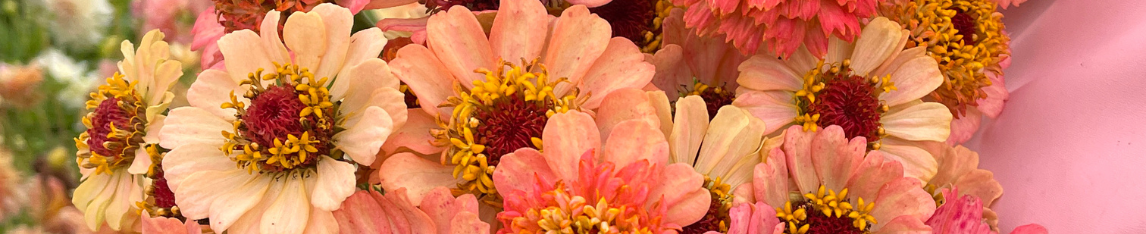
[966,0,1146,233]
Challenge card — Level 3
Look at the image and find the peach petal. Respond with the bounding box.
[333,191,389,233]
[596,88,660,143]
[872,215,931,234]
[380,110,445,156]
[489,0,548,62]
[737,54,803,92]
[186,69,242,119]
[542,111,601,184]
[669,96,708,165]
[781,126,819,193]
[426,6,495,88]
[845,151,903,201]
[870,178,935,231]
[601,120,669,170]
[579,38,656,109]
[732,91,798,135]
[308,4,353,80]
[492,149,553,196]
[953,170,1003,207]
[653,163,710,227]
[850,17,903,76]
[882,57,943,106]
[881,102,952,142]
[649,45,694,92]
[810,125,865,192]
[311,158,357,210]
[218,30,276,84]
[449,211,491,234]
[333,107,394,165]
[753,148,790,207]
[282,10,328,73]
[879,138,939,183]
[390,45,455,117]
[946,108,982,145]
[377,153,463,206]
[545,5,610,96]
[160,142,235,192]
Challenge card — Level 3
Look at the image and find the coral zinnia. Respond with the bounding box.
[734,17,951,182]
[332,187,490,233]
[730,125,936,234]
[160,4,405,233]
[72,29,182,232]
[879,0,1012,145]
[492,104,709,233]
[379,0,653,204]
[671,0,881,58]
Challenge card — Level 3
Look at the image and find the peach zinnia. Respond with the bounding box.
[734,17,951,182]
[380,0,653,204]
[160,4,405,233]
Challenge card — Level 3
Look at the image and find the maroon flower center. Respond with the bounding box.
[473,94,549,166]
[800,202,864,234]
[679,194,729,234]
[588,0,655,48]
[87,97,137,158]
[426,0,500,12]
[697,86,735,120]
[810,74,882,142]
[951,9,977,45]
[152,168,177,209]
[239,85,333,171]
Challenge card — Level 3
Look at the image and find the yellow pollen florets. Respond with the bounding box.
[641,0,679,53]
[434,58,580,203]
[75,72,148,175]
[776,185,877,234]
[220,63,339,173]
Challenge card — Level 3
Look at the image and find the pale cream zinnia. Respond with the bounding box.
[159,3,405,233]
[73,29,182,232]
[734,17,952,182]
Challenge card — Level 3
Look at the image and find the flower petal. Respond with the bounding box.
[545,5,611,96]
[870,178,935,231]
[426,6,494,88]
[205,171,272,231]
[596,88,660,143]
[218,30,276,85]
[489,0,547,62]
[158,108,231,150]
[810,125,865,193]
[260,177,311,234]
[311,158,357,210]
[578,38,656,109]
[844,151,902,202]
[493,149,554,196]
[881,57,943,106]
[543,111,601,184]
[283,10,328,73]
[390,45,455,117]
[879,138,938,183]
[696,106,766,185]
[850,17,903,76]
[753,151,789,207]
[737,54,803,92]
[732,91,798,135]
[334,106,394,165]
[651,163,710,227]
[669,96,708,165]
[381,110,445,156]
[881,102,952,142]
[649,45,694,93]
[161,143,235,193]
[602,120,670,170]
[186,69,242,119]
[781,126,819,193]
[378,153,463,206]
[308,4,354,80]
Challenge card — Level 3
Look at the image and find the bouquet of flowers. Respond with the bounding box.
[0,0,1058,233]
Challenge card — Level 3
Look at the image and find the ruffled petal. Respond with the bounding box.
[377,153,463,206]
[282,10,328,73]
[781,126,819,193]
[879,138,939,183]
[578,38,656,109]
[333,106,395,165]
[870,178,935,231]
[544,5,611,96]
[426,6,495,88]
[308,4,354,80]
[542,111,601,184]
[849,17,904,76]
[881,57,943,106]
[390,45,455,117]
[810,125,865,192]
[595,88,661,143]
[311,158,357,210]
[652,163,710,227]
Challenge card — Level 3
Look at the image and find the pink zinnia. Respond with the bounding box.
[927,188,1047,234]
[670,0,881,58]
[492,97,710,233]
[728,125,936,234]
[332,187,490,233]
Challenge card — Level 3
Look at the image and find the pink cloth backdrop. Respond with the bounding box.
[965,0,1146,232]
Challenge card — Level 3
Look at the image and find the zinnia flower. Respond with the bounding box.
[492,105,709,232]
[332,187,490,233]
[927,188,1047,234]
[662,96,767,233]
[0,62,44,108]
[670,0,880,57]
[160,4,404,233]
[879,0,1012,145]
[72,29,182,232]
[42,0,113,48]
[380,0,653,204]
[734,17,951,182]
[140,210,206,234]
[921,142,1003,228]
[648,7,745,117]
[730,125,936,234]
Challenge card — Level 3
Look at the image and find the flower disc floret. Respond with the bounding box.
[436,59,579,198]
[793,60,896,149]
[880,0,1011,116]
[220,62,339,173]
[76,73,148,175]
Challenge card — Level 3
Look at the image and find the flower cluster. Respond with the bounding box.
[55,0,1050,233]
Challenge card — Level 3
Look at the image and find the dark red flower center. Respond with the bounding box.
[473,94,549,166]
[679,194,729,234]
[240,85,333,171]
[697,86,735,120]
[810,74,882,142]
[152,168,177,209]
[426,0,500,12]
[801,203,864,234]
[87,97,137,158]
[588,0,656,49]
[951,9,977,45]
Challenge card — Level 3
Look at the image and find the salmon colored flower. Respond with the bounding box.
[926,188,1047,234]
[72,29,183,232]
[160,4,404,233]
[380,0,653,205]
[0,148,21,222]
[734,17,951,182]
[492,106,709,233]
[879,0,1012,145]
[731,125,936,234]
[141,211,206,234]
[921,142,1004,229]
[648,8,745,117]
[0,63,45,108]
[669,0,881,58]
[332,187,490,233]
